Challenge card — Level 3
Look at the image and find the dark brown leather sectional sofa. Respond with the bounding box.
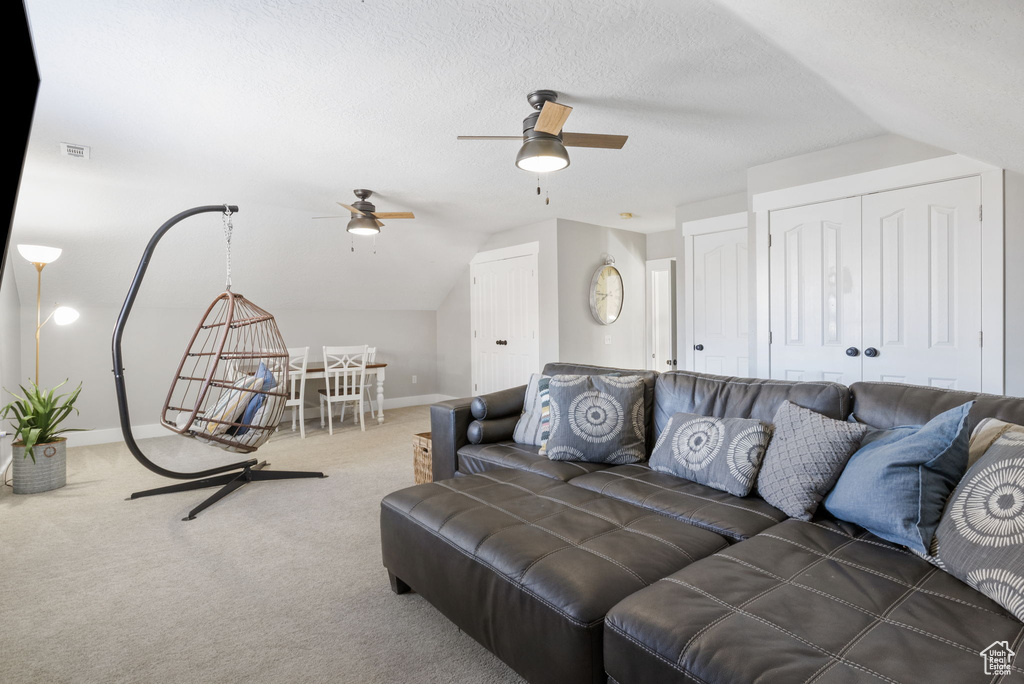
[380,363,1024,683]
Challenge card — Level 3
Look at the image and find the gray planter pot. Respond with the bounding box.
[12,439,67,494]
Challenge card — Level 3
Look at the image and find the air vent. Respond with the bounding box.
[60,143,90,159]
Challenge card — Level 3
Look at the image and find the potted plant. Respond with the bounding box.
[2,380,84,494]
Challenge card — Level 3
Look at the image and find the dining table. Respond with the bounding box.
[301,362,388,424]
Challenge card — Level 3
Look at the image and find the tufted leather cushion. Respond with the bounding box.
[653,371,851,439]
[458,440,613,481]
[851,381,1024,432]
[568,464,787,542]
[381,469,728,684]
[605,518,1024,684]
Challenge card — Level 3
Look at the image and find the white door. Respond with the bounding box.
[646,259,676,371]
[471,253,540,395]
[861,176,982,390]
[769,197,863,385]
[691,228,750,377]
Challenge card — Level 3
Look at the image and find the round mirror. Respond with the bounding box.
[590,262,623,325]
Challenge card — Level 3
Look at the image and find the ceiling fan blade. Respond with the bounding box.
[534,101,573,135]
[561,133,628,149]
[337,202,371,216]
[376,219,385,227]
[456,135,522,141]
[371,212,415,219]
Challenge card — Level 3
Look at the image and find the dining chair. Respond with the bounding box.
[362,346,378,418]
[285,346,309,438]
[319,344,369,433]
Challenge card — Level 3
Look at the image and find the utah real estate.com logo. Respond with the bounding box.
[981,641,1015,676]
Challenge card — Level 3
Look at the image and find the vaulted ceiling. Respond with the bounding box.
[11,0,1021,312]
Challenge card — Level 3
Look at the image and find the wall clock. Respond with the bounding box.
[590,257,623,325]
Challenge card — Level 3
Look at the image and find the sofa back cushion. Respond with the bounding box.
[850,382,1024,432]
[542,363,659,453]
[653,371,850,439]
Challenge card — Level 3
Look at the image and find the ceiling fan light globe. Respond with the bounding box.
[515,138,570,173]
[346,217,380,235]
[53,306,79,325]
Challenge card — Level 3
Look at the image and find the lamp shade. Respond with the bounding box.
[515,138,570,173]
[17,244,62,264]
[347,217,380,236]
[53,306,79,326]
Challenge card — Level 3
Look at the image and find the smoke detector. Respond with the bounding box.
[60,143,91,160]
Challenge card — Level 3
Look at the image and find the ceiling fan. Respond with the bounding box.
[314,189,415,235]
[458,90,628,173]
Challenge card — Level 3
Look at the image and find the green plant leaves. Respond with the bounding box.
[1,379,85,461]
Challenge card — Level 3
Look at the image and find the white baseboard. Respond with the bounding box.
[64,394,457,448]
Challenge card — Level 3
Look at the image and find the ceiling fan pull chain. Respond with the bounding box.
[537,177,541,195]
[350,235,355,253]
[222,205,234,291]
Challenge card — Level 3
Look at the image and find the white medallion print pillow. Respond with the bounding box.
[925,430,1024,621]
[650,412,773,497]
[544,375,646,464]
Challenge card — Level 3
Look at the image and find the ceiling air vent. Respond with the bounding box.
[60,143,90,159]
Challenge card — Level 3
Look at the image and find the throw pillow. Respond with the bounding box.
[925,429,1024,620]
[649,412,772,497]
[544,374,645,464]
[757,401,869,520]
[231,362,278,436]
[969,418,1024,469]
[198,373,265,436]
[824,401,974,554]
[513,373,549,446]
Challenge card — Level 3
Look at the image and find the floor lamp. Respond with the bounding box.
[17,244,80,385]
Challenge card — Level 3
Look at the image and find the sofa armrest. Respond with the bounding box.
[468,415,520,444]
[430,385,528,481]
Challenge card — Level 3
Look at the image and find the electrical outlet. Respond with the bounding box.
[604,334,612,345]
[412,375,417,384]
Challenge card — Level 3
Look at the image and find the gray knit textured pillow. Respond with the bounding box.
[757,401,869,520]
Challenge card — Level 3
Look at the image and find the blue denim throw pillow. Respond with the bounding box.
[824,401,974,554]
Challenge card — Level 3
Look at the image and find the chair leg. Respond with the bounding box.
[320,396,325,429]
[299,404,306,439]
[359,397,365,431]
[291,406,296,431]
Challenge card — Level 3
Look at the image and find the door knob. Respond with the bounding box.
[846,347,860,357]
[864,347,880,357]
[495,340,508,346]
[666,360,673,366]
[694,344,704,351]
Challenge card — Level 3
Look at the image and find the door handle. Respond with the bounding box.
[495,340,508,346]
[864,347,879,358]
[846,347,860,357]
[694,344,704,351]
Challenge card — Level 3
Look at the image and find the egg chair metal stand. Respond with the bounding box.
[111,205,325,521]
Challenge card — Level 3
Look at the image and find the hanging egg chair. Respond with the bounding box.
[112,205,325,520]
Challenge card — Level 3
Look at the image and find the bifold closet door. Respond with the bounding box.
[691,228,749,376]
[471,254,540,395]
[769,197,863,385]
[860,176,982,390]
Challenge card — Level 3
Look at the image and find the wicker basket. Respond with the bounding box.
[413,432,432,484]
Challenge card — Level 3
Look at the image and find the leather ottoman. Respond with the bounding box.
[380,468,728,684]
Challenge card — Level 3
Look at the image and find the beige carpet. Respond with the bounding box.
[0,406,524,684]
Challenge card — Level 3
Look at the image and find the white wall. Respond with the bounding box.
[0,254,21,469]
[435,266,472,398]
[556,219,646,369]
[23,303,442,439]
[1004,170,1024,396]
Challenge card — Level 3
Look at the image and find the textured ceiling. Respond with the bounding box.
[11,0,932,310]
[714,0,1024,173]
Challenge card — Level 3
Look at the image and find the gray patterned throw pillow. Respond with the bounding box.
[513,373,548,446]
[757,401,869,520]
[544,375,646,464]
[924,430,1024,621]
[649,412,773,497]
